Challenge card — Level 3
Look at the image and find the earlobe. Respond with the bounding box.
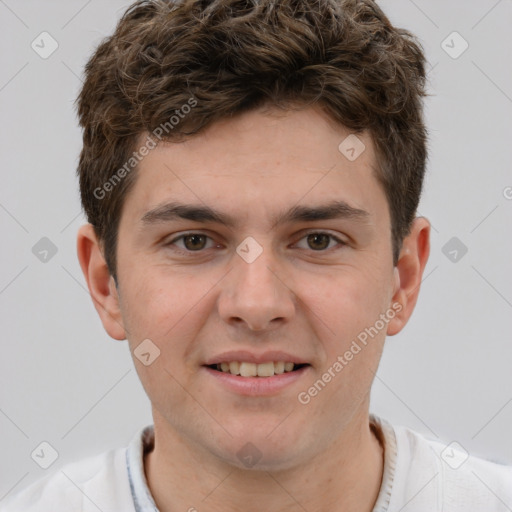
[386,217,431,336]
[76,224,126,340]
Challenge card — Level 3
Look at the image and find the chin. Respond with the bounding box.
[210,427,308,472]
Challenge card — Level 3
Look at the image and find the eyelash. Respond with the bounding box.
[165,231,347,255]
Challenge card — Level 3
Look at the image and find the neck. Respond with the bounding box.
[144,410,384,512]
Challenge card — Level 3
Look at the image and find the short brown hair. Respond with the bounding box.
[76,0,428,280]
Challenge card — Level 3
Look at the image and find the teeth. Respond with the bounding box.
[274,361,285,374]
[240,362,257,377]
[229,361,240,375]
[215,361,299,377]
[257,362,275,377]
[284,362,294,372]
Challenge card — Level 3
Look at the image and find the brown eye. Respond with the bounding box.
[294,232,346,253]
[166,232,218,255]
[183,234,208,251]
[306,233,331,250]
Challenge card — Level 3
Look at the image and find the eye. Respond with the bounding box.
[165,231,346,255]
[167,233,217,252]
[295,232,346,251]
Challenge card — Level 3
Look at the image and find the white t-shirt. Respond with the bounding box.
[1,415,511,511]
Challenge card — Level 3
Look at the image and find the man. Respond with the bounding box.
[2,0,510,510]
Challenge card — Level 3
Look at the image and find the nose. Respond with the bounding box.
[217,245,296,332]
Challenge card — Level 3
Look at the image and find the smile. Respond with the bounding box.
[209,361,308,377]
[203,361,311,396]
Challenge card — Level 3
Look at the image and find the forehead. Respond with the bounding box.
[123,106,388,228]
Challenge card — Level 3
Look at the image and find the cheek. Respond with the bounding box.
[121,266,201,322]
[119,269,220,365]
[302,271,388,401]
[304,266,390,343]
[119,271,210,413]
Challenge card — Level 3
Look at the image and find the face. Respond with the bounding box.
[112,105,400,470]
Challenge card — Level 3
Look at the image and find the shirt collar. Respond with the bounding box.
[126,415,398,512]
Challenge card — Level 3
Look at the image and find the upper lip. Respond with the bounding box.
[203,350,310,366]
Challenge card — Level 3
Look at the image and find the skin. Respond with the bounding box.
[78,104,430,512]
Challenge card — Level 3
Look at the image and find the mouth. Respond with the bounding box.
[202,351,312,395]
[206,361,310,378]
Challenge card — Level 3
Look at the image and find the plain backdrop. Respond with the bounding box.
[1,0,511,500]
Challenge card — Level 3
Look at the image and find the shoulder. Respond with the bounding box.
[388,420,512,511]
[0,446,135,512]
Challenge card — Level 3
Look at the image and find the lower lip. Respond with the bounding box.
[202,366,310,396]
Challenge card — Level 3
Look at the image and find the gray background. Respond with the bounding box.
[1,0,511,500]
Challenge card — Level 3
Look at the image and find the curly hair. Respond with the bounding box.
[76,0,428,280]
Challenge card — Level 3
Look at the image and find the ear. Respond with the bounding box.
[76,224,126,340]
[386,217,430,336]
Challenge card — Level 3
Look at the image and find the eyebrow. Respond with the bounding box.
[140,200,370,228]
